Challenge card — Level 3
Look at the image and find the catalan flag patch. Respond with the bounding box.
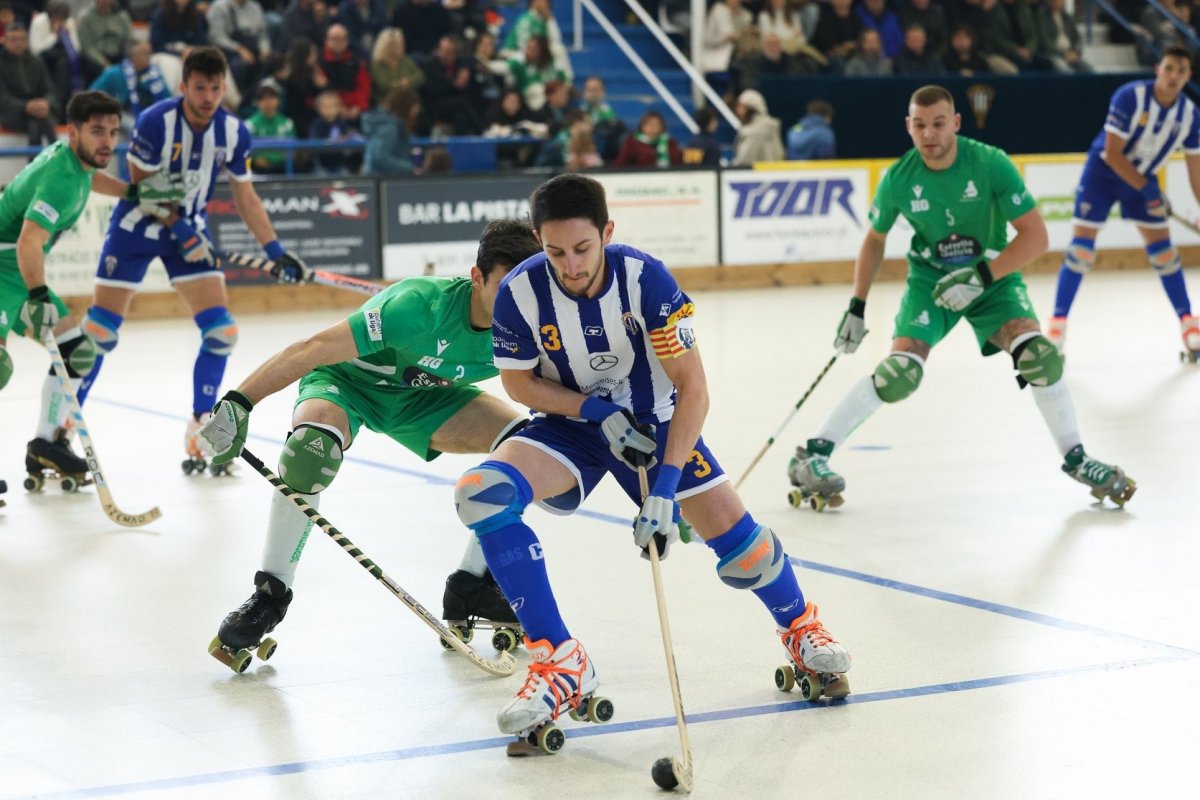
[649,317,696,359]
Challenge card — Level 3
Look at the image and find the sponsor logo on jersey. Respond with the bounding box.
[963,180,979,200]
[911,198,930,213]
[666,303,695,326]
[727,179,858,224]
[32,201,59,224]
[589,353,619,370]
[1012,193,1025,206]
[493,336,519,353]
[436,338,450,355]
[402,366,452,388]
[584,326,603,337]
[659,303,671,317]
[364,308,383,341]
[418,355,444,368]
[934,233,981,264]
[913,185,923,198]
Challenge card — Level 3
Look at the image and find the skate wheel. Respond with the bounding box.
[568,705,587,722]
[491,627,519,653]
[810,495,827,513]
[822,673,851,700]
[787,489,803,508]
[775,664,795,692]
[23,475,42,492]
[799,673,822,701]
[586,696,614,724]
[536,724,565,754]
[230,650,253,673]
[257,638,277,661]
[195,458,208,474]
[440,624,470,651]
[181,459,194,475]
[61,476,78,493]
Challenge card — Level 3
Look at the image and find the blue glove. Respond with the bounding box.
[1141,180,1167,219]
[170,219,216,266]
[580,396,657,470]
[263,240,313,284]
[633,464,682,560]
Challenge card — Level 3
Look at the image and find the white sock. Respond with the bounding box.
[35,372,79,441]
[260,489,320,589]
[815,375,884,450]
[1031,380,1081,457]
[458,536,489,576]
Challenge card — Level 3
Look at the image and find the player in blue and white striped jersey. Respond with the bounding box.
[1049,46,1200,357]
[454,175,852,747]
[76,47,312,472]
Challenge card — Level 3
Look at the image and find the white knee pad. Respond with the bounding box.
[715,525,785,591]
[1064,238,1096,274]
[199,309,239,356]
[455,464,530,535]
[1147,243,1181,276]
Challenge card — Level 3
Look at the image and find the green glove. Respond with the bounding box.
[933,261,994,312]
[199,390,253,465]
[20,285,59,342]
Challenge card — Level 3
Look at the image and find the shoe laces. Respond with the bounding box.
[785,615,835,652]
[515,649,585,715]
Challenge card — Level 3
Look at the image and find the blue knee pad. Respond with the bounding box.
[196,307,238,356]
[1146,240,1182,276]
[1063,237,1096,274]
[83,306,124,353]
[455,461,533,536]
[716,524,785,590]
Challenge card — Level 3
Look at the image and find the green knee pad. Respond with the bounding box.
[62,333,98,377]
[0,346,12,390]
[1013,335,1064,388]
[278,425,344,493]
[872,353,923,403]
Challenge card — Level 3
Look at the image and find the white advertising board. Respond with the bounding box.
[595,171,719,268]
[45,193,171,297]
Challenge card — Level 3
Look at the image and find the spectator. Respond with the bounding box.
[894,23,946,75]
[732,88,783,165]
[469,30,507,111]
[370,27,424,106]
[276,38,326,136]
[319,23,370,121]
[443,0,488,41]
[786,98,835,160]
[393,0,450,57]
[900,0,948,56]
[278,0,328,52]
[244,77,296,174]
[813,0,862,72]
[29,3,76,56]
[682,106,721,166]
[700,0,752,93]
[208,0,273,94]
[757,0,805,50]
[89,40,171,130]
[336,0,384,57]
[943,24,990,76]
[509,34,566,110]
[566,125,602,170]
[362,84,418,175]
[502,0,572,80]
[845,27,892,76]
[982,0,1043,72]
[1038,0,1091,73]
[420,34,480,135]
[535,106,589,167]
[613,110,682,168]
[150,0,209,56]
[78,0,132,68]
[856,0,903,58]
[423,146,452,173]
[743,32,812,89]
[307,89,359,174]
[538,78,572,135]
[483,87,547,138]
[39,4,102,101]
[0,22,58,145]
[579,74,625,161]
[126,0,162,24]
[0,3,12,41]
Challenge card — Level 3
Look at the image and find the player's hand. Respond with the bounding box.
[170,219,216,266]
[834,297,867,353]
[633,465,682,561]
[20,285,59,342]
[933,261,994,312]
[581,396,657,470]
[200,390,253,465]
[269,252,313,284]
[1141,180,1169,220]
[136,170,188,205]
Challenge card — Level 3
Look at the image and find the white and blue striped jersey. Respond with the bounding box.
[492,243,697,424]
[110,97,253,241]
[1087,79,1200,175]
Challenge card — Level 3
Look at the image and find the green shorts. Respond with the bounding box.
[296,364,483,462]
[894,263,1039,356]
[0,264,70,340]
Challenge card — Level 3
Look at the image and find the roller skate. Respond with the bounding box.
[1,478,7,508]
[1180,314,1200,363]
[787,439,845,511]
[501,637,613,756]
[441,569,523,653]
[775,602,851,701]
[24,435,92,493]
[208,571,293,673]
[1062,445,1136,507]
[183,412,233,476]
[1045,315,1067,351]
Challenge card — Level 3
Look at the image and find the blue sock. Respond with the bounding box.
[705,512,807,628]
[77,355,104,406]
[478,522,570,645]
[1159,270,1193,317]
[1053,265,1085,318]
[193,308,230,417]
[77,306,123,406]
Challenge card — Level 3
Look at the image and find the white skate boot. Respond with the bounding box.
[1045,315,1068,351]
[1062,445,1136,506]
[787,439,845,511]
[1181,314,1200,363]
[775,602,851,701]
[183,413,234,476]
[500,637,612,756]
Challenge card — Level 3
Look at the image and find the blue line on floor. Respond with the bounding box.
[20,655,1187,800]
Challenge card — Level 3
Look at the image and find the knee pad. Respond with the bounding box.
[455,461,532,535]
[0,345,12,390]
[197,307,238,356]
[716,524,785,591]
[83,306,123,354]
[1146,240,1181,276]
[58,329,98,378]
[1011,333,1064,388]
[1064,237,1096,274]
[872,353,924,403]
[278,424,344,493]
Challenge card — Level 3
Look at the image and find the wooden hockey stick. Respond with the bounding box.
[636,459,694,793]
[221,252,386,296]
[42,332,162,527]
[239,447,516,678]
[1170,210,1200,236]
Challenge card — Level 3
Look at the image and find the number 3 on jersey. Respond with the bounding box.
[540,324,561,351]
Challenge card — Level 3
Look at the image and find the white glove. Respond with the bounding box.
[933,262,993,312]
[170,219,217,266]
[633,495,679,560]
[134,171,187,221]
[834,298,867,353]
[581,397,657,471]
[198,391,252,464]
[20,286,59,342]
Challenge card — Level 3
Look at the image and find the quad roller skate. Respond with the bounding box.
[1062,445,1137,507]
[1180,314,1200,364]
[1,478,7,508]
[501,637,613,756]
[24,434,92,493]
[787,439,845,512]
[182,413,232,476]
[1045,315,1068,352]
[208,571,293,673]
[775,602,851,701]
[441,569,523,653]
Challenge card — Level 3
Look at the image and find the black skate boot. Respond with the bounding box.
[1,478,7,509]
[24,435,91,493]
[442,569,523,653]
[208,571,293,673]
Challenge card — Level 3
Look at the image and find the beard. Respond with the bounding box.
[77,142,112,169]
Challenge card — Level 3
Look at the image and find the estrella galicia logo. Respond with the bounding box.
[935,233,982,264]
[728,179,858,225]
[590,353,619,371]
[402,367,452,388]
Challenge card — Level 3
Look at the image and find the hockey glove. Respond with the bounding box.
[200,390,253,464]
[933,261,994,312]
[633,464,682,561]
[270,252,314,284]
[129,171,188,220]
[581,396,657,471]
[20,285,59,342]
[834,297,867,353]
[170,219,216,267]
[1141,180,1169,220]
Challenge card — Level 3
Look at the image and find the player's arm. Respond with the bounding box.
[1101,130,1149,191]
[499,368,596,417]
[989,207,1049,279]
[90,169,129,198]
[852,227,888,302]
[654,348,707,470]
[15,218,52,290]
[229,178,312,283]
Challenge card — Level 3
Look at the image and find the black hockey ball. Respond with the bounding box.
[651,757,679,790]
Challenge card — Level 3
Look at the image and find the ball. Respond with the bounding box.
[651,757,679,791]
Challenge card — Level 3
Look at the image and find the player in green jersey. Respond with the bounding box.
[196,220,543,670]
[788,85,1137,509]
[0,91,185,490]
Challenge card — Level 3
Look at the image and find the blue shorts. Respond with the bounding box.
[1073,155,1167,230]
[94,228,222,288]
[510,415,729,514]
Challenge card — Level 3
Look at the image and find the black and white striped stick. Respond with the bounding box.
[221,252,386,296]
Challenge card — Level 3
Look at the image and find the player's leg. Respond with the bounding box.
[173,273,237,470]
[1047,223,1100,349]
[77,235,154,407]
[1136,224,1199,357]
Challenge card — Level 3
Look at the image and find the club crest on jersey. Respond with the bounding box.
[621,311,640,336]
[589,353,619,371]
[963,180,979,200]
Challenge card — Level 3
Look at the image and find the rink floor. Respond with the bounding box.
[0,270,1197,800]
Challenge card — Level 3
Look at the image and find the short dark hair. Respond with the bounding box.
[910,84,955,111]
[476,219,541,279]
[694,107,717,130]
[66,91,122,125]
[806,99,834,119]
[529,173,608,233]
[182,46,228,82]
[1162,45,1193,64]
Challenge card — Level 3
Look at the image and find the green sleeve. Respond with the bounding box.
[347,282,431,357]
[868,169,899,234]
[990,151,1038,221]
[24,178,78,235]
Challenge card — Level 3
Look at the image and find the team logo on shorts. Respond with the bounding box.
[590,353,619,371]
[104,255,118,276]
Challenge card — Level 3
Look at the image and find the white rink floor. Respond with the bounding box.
[1,270,1198,800]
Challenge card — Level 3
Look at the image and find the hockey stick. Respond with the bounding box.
[42,331,163,527]
[220,252,386,296]
[1170,210,1200,236]
[733,354,838,490]
[636,458,694,793]
[238,447,516,677]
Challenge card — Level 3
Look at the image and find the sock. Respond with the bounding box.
[705,512,806,628]
[259,489,319,589]
[478,522,570,645]
[1159,270,1193,317]
[77,354,104,406]
[458,536,490,576]
[1031,379,1081,457]
[35,372,80,440]
[814,375,884,449]
[193,307,230,417]
[1053,266,1084,318]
